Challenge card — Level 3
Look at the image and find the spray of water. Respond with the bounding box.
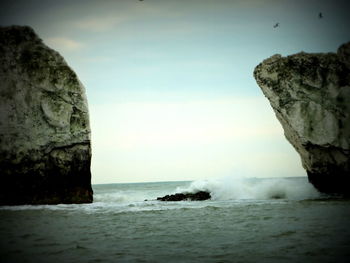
[176,177,320,200]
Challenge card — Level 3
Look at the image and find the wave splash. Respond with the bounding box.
[176,177,320,201]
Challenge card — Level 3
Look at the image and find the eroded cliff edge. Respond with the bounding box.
[254,42,350,195]
[0,26,93,204]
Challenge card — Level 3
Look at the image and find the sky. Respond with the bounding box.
[1,0,349,184]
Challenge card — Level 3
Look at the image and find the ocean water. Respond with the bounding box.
[1,177,350,263]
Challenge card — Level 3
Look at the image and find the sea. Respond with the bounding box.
[1,177,350,263]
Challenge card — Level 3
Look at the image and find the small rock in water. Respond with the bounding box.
[157,191,211,201]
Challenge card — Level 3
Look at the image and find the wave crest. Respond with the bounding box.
[176,177,320,200]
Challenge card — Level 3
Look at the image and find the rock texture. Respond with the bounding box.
[0,26,93,205]
[157,191,211,201]
[254,42,350,195]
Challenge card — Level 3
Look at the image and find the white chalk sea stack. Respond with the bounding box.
[254,42,350,194]
[0,26,93,204]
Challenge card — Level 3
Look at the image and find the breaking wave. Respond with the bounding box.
[176,177,321,200]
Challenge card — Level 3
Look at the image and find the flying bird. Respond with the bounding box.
[273,23,279,28]
[319,12,323,19]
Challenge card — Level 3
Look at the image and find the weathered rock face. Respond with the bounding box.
[0,26,93,205]
[254,42,350,195]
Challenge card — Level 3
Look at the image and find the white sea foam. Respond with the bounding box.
[93,192,138,203]
[176,177,321,200]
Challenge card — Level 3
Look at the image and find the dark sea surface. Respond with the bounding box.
[1,177,350,263]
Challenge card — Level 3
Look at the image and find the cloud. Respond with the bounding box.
[44,37,84,51]
[69,1,199,33]
[90,97,282,150]
[73,15,127,32]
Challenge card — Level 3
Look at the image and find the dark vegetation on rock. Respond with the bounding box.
[157,191,211,201]
[0,26,93,205]
[254,42,350,195]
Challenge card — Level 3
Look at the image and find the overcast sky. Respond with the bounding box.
[1,0,349,184]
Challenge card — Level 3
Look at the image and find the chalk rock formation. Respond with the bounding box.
[0,26,93,204]
[254,42,350,194]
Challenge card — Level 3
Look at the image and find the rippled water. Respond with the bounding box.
[1,178,350,263]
